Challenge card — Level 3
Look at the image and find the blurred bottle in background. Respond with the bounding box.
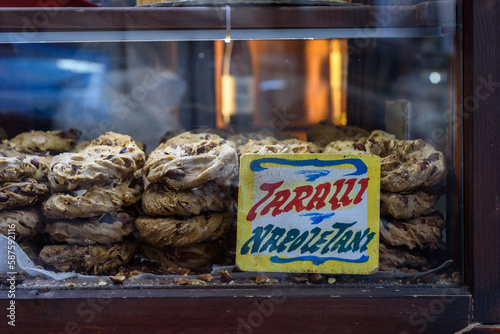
[216,39,346,139]
[220,40,256,131]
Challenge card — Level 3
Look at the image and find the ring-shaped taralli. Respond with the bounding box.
[227,133,279,154]
[44,211,136,245]
[323,140,369,155]
[379,139,446,193]
[163,132,225,146]
[322,131,395,156]
[240,138,321,155]
[39,240,137,274]
[135,212,233,248]
[0,208,43,242]
[48,144,145,192]
[322,133,446,193]
[144,139,238,190]
[0,154,50,182]
[307,120,370,148]
[238,137,279,155]
[88,131,145,151]
[0,143,21,157]
[142,182,231,217]
[42,181,142,219]
[378,243,429,272]
[380,190,439,220]
[8,129,80,153]
[379,213,445,250]
[0,178,50,210]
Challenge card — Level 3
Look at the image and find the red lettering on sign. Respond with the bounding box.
[261,189,291,217]
[283,185,314,213]
[305,182,331,211]
[329,179,346,211]
[246,178,371,221]
[339,178,356,207]
[353,178,369,205]
[247,181,284,221]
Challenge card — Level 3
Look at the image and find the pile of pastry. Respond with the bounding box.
[136,132,238,271]
[220,120,447,272]
[39,132,145,274]
[1,129,240,275]
[308,120,447,272]
[1,122,447,275]
[0,130,79,262]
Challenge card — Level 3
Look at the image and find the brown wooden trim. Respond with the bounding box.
[229,5,421,29]
[463,0,500,324]
[415,1,456,28]
[463,0,474,295]
[0,3,455,32]
[1,287,471,333]
[0,7,226,32]
[467,325,500,334]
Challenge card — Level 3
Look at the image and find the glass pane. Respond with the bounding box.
[0,1,461,287]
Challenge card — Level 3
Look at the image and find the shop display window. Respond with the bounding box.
[0,1,498,332]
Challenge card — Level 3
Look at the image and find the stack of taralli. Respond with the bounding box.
[0,130,80,261]
[39,132,145,274]
[137,132,238,271]
[311,123,447,272]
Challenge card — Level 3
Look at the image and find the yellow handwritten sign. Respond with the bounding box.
[236,154,380,274]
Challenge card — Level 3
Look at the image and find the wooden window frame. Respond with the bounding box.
[0,1,498,332]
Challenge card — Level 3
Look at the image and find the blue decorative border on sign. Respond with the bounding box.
[249,157,367,177]
[269,255,369,265]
